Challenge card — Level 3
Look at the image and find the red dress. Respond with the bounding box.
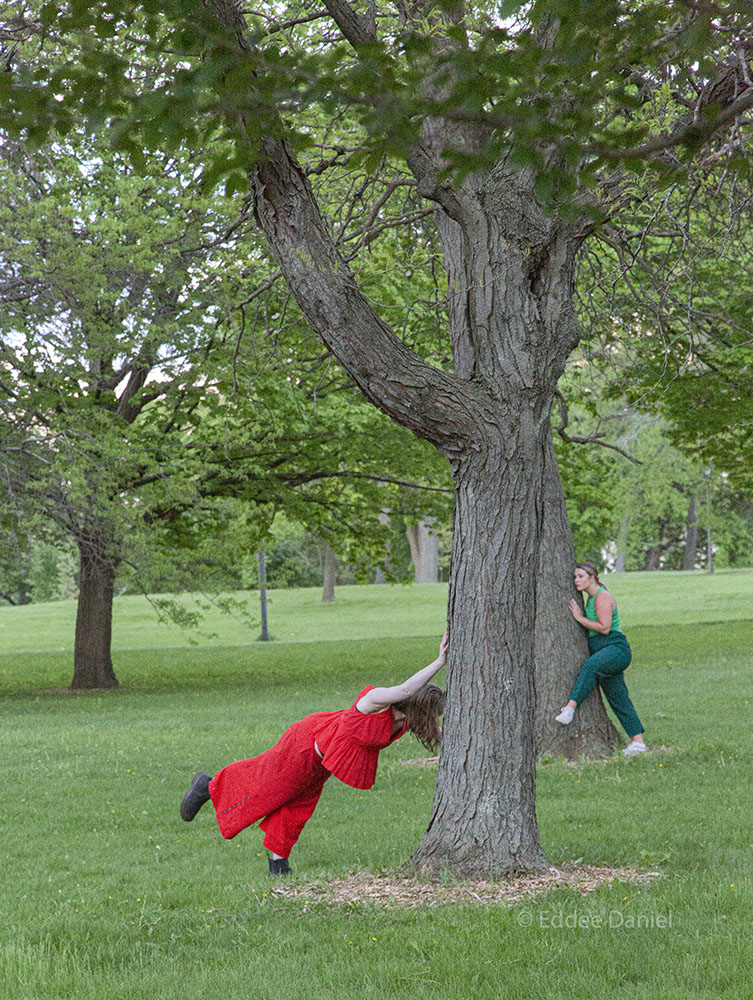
[207,686,406,857]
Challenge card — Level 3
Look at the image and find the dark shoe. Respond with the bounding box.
[180,771,211,821]
[268,857,292,876]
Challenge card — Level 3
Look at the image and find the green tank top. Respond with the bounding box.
[584,586,621,637]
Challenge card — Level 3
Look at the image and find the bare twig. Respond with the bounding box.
[554,392,643,465]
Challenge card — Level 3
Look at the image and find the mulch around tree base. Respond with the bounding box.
[271,865,662,909]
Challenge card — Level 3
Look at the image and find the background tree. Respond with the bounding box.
[578,156,753,496]
[0,134,453,684]
[0,513,33,607]
[0,137,255,686]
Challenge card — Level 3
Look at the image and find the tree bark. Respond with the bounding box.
[374,509,392,584]
[643,545,662,571]
[415,435,549,875]
[258,550,270,641]
[615,515,629,572]
[405,523,420,579]
[534,429,618,758]
[70,540,119,689]
[406,518,439,583]
[321,542,338,603]
[683,494,699,571]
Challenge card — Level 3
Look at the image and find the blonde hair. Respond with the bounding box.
[394,683,445,753]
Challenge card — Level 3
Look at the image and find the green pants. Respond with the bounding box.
[569,632,644,739]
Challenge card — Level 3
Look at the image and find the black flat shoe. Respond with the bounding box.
[268,857,292,876]
[180,771,211,821]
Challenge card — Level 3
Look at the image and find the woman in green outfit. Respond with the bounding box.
[555,562,647,756]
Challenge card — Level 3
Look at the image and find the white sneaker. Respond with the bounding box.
[623,741,647,756]
[555,706,575,725]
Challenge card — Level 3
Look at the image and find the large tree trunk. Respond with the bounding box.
[415,433,550,875]
[70,540,119,689]
[405,518,439,583]
[534,430,618,758]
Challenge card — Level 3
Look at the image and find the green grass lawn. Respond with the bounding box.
[1,570,752,999]
[1,565,750,660]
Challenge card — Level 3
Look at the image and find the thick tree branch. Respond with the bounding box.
[249,136,481,449]
[116,366,152,422]
[321,0,376,47]
[201,0,484,452]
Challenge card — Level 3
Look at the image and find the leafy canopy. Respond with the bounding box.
[4,1,753,196]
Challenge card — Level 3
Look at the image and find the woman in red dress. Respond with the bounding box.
[180,632,448,874]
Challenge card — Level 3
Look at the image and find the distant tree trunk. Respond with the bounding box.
[684,494,699,570]
[643,516,666,571]
[534,430,618,759]
[10,566,32,605]
[705,479,714,573]
[406,518,439,583]
[258,550,270,641]
[643,546,661,570]
[321,542,338,603]
[374,509,391,584]
[614,515,629,572]
[70,539,119,689]
[1,532,33,604]
[405,523,420,576]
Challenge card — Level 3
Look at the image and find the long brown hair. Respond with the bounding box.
[394,683,446,753]
[575,561,603,586]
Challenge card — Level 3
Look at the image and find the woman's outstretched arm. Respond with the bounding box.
[356,631,449,714]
